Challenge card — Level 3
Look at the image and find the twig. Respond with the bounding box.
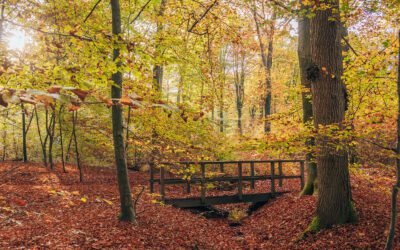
[0,165,21,180]
[133,186,146,213]
[188,0,218,33]
[129,0,152,25]
[83,0,103,23]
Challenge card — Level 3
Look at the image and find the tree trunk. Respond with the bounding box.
[2,111,7,161]
[21,104,27,162]
[307,0,356,230]
[47,109,56,170]
[111,0,135,223]
[58,105,66,172]
[263,12,275,133]
[35,107,48,167]
[234,48,245,135]
[252,4,275,133]
[298,0,317,196]
[385,30,400,250]
[153,0,167,92]
[72,111,83,182]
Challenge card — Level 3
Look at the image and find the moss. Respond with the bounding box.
[300,183,314,196]
[298,216,323,241]
[348,202,358,223]
[306,216,322,232]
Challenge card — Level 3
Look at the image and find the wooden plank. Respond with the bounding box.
[250,161,255,189]
[149,163,154,193]
[185,163,191,193]
[164,192,288,208]
[278,162,283,187]
[160,166,165,201]
[238,162,243,200]
[200,163,206,204]
[152,175,302,184]
[300,161,305,189]
[161,160,305,165]
[271,162,275,194]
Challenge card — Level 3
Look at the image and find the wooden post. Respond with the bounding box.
[278,161,283,187]
[160,166,165,201]
[185,163,191,193]
[150,163,154,193]
[271,162,275,194]
[250,161,255,189]
[200,163,206,204]
[300,161,305,189]
[219,162,224,172]
[238,162,243,200]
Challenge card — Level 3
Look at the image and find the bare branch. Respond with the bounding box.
[83,0,103,23]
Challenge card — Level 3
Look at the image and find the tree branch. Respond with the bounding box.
[83,0,103,23]
[188,0,218,33]
[129,0,152,25]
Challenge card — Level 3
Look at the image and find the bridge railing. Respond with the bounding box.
[150,160,305,203]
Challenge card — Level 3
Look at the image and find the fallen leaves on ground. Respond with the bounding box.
[0,162,399,249]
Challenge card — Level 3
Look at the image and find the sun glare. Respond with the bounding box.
[6,29,27,51]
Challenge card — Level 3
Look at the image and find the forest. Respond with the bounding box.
[1,0,400,249]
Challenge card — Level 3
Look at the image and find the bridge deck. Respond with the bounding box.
[150,160,304,208]
[165,192,288,208]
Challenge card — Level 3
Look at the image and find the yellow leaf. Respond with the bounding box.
[71,191,80,196]
[49,190,57,195]
[103,199,113,205]
[80,197,87,203]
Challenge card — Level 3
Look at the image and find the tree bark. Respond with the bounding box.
[58,105,66,172]
[234,48,245,135]
[153,0,167,92]
[72,111,83,182]
[252,4,275,133]
[111,0,135,223]
[21,104,27,162]
[298,0,317,196]
[308,0,356,230]
[385,30,400,250]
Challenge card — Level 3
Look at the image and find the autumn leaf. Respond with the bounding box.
[71,89,89,101]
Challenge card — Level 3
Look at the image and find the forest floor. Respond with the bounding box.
[0,161,399,249]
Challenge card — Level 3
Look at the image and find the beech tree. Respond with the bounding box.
[298,0,317,196]
[306,0,356,230]
[111,0,135,222]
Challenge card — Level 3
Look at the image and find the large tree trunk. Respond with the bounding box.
[307,0,356,230]
[111,0,135,223]
[298,0,317,196]
[385,30,400,250]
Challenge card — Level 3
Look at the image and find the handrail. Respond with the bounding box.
[160,159,304,165]
[151,159,305,203]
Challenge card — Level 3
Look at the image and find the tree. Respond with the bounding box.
[153,0,167,92]
[306,0,356,231]
[298,0,317,196]
[385,30,400,250]
[233,43,245,135]
[251,1,276,133]
[111,0,135,222]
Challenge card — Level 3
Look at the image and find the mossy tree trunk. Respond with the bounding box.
[385,30,400,250]
[111,0,135,223]
[298,0,317,196]
[307,0,356,230]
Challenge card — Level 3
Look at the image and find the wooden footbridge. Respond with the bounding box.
[149,160,305,208]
